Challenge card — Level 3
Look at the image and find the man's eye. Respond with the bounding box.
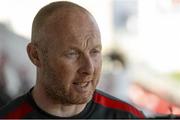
[65,50,79,58]
[90,49,101,55]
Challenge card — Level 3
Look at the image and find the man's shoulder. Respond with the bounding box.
[92,89,145,118]
[0,93,33,118]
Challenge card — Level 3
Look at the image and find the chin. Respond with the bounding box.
[69,90,93,104]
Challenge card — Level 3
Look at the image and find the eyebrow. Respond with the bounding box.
[94,44,102,49]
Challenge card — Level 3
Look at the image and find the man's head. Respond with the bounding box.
[27,1,102,105]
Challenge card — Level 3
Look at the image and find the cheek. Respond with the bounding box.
[94,57,102,76]
[55,62,77,80]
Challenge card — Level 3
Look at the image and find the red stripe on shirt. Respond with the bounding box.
[93,92,145,118]
[4,101,33,119]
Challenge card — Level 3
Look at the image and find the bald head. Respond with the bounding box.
[31,1,100,49]
[28,0,101,71]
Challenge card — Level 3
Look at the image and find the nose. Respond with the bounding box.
[78,55,94,75]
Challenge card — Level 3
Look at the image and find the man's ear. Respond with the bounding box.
[27,43,41,67]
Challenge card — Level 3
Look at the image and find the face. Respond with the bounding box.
[39,10,102,105]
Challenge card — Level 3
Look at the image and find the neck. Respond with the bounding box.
[32,85,87,117]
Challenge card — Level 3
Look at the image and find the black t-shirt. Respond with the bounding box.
[0,88,145,119]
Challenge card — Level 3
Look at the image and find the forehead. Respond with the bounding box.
[66,32,101,48]
[43,8,101,48]
[53,29,101,51]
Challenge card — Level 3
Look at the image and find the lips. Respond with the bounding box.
[73,81,90,87]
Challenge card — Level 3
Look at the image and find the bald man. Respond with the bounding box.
[0,1,145,119]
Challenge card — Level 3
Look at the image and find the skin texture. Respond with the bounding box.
[27,1,102,117]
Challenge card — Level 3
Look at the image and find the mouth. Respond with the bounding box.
[73,81,90,88]
[72,81,92,93]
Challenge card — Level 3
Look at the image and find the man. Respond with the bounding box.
[0,1,145,119]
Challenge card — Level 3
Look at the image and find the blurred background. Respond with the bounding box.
[0,0,180,117]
